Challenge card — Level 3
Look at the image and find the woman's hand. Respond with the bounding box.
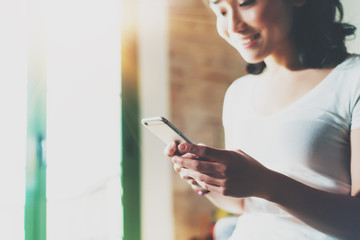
[172,143,273,199]
[164,142,210,195]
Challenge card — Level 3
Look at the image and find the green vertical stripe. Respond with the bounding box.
[120,0,141,239]
[121,87,141,240]
[25,1,47,238]
[25,72,47,240]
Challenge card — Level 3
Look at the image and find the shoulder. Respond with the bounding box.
[224,74,256,100]
[335,55,360,126]
[336,54,360,75]
[222,74,256,124]
[329,55,360,96]
[339,55,360,90]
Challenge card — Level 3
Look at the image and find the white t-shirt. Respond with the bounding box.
[222,55,360,240]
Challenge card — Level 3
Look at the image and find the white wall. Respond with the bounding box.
[342,0,360,53]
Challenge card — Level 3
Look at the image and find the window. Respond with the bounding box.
[46,0,122,239]
[1,0,124,239]
[0,1,27,239]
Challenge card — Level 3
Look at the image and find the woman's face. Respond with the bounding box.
[209,0,302,64]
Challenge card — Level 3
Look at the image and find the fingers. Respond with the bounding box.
[172,145,213,195]
[172,155,225,178]
[164,142,178,157]
[178,143,227,162]
[173,163,181,173]
[180,168,223,195]
[178,169,211,195]
[181,168,223,187]
[171,143,227,196]
[165,142,199,157]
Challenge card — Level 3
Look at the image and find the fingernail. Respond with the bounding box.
[197,190,210,196]
[172,157,178,163]
[197,191,204,196]
[179,144,187,151]
[170,142,176,148]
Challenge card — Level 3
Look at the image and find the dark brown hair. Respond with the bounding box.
[247,0,356,74]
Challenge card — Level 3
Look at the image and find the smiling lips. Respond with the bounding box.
[237,33,261,48]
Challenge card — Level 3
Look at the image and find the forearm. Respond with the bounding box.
[205,192,244,215]
[264,171,360,240]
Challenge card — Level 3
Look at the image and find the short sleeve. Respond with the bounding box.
[222,80,236,150]
[351,96,360,130]
[351,77,360,130]
[222,75,252,149]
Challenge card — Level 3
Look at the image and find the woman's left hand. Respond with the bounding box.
[172,143,273,199]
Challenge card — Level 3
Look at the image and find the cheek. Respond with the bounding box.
[257,4,293,34]
[247,5,275,30]
[247,1,290,28]
[243,8,261,27]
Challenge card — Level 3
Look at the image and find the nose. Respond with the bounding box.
[228,5,246,33]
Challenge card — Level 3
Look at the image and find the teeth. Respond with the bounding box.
[241,34,260,44]
[233,34,259,45]
[240,34,259,44]
[242,38,252,44]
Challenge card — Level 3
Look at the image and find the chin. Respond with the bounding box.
[237,50,265,64]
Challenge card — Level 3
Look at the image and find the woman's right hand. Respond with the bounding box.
[164,141,209,195]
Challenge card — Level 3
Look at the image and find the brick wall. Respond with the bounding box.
[169,0,246,239]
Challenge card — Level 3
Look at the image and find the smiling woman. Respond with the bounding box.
[209,0,296,64]
[209,0,355,74]
[166,0,360,239]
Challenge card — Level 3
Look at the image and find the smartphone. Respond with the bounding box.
[141,116,193,144]
[141,116,210,195]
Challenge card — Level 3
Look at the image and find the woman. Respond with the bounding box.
[166,0,360,239]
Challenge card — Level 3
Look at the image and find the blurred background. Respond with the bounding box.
[1,0,359,239]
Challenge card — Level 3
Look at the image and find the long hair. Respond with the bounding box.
[247,0,356,75]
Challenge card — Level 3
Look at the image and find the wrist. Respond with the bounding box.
[256,169,283,202]
[261,170,296,205]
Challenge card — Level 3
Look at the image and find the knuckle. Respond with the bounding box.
[221,187,230,196]
[198,174,206,183]
[223,165,230,176]
[190,179,197,185]
[216,165,227,178]
[195,161,203,171]
[174,157,183,165]
[173,164,181,173]
[180,173,187,180]
[182,153,191,158]
[222,179,230,189]
[201,146,210,156]
[223,189,230,196]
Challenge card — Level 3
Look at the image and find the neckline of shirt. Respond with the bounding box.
[245,55,356,120]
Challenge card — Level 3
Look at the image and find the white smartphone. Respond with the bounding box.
[141,116,193,144]
[141,116,210,195]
